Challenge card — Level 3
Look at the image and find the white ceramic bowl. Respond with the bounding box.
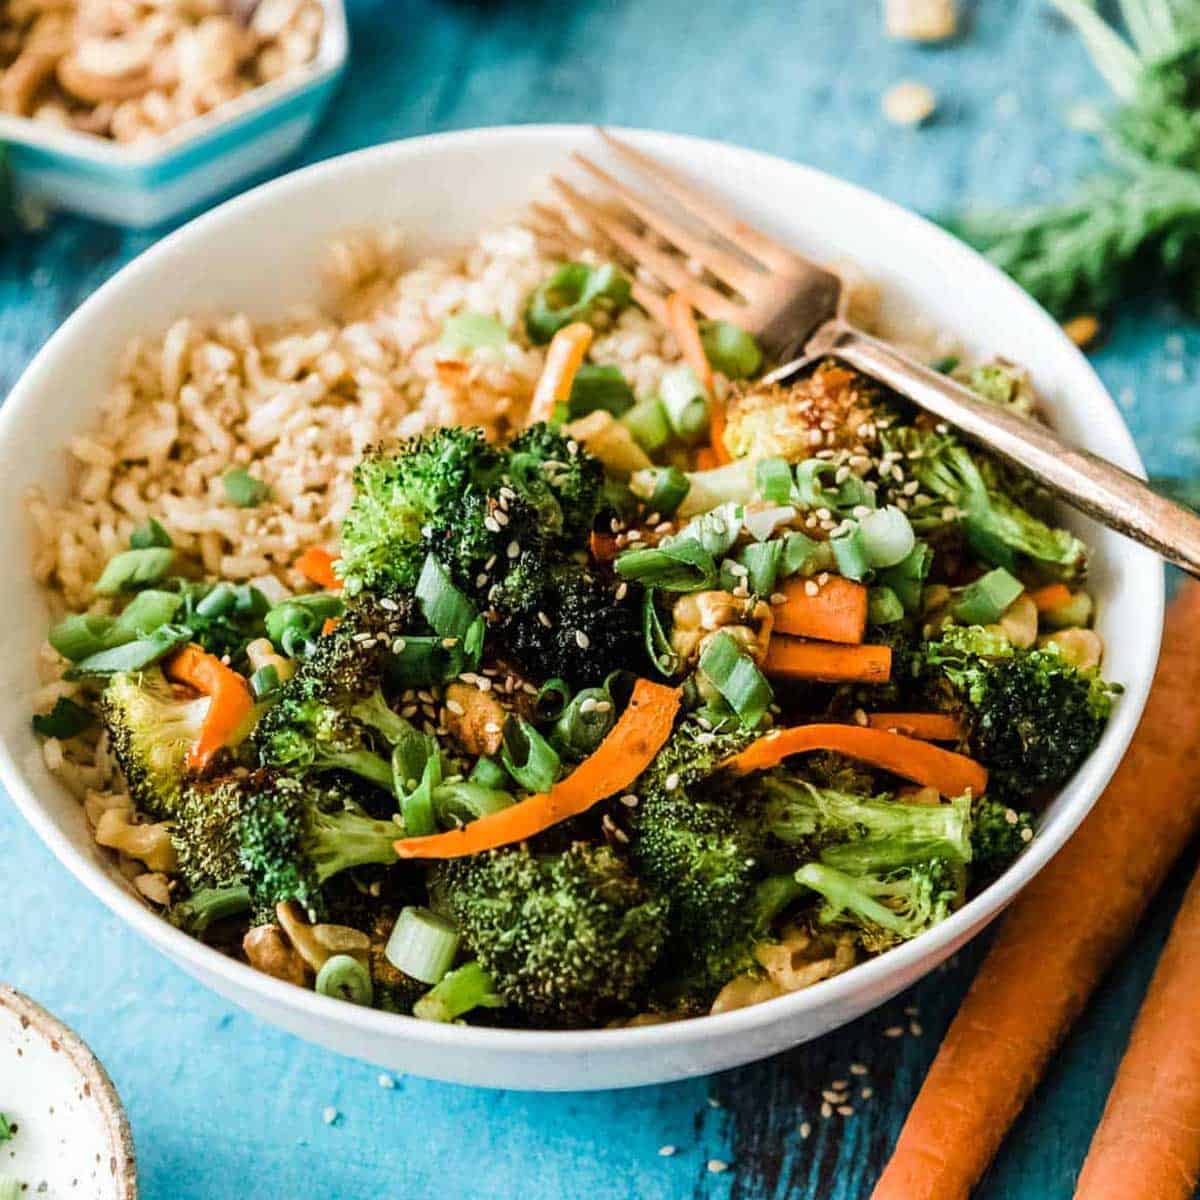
[0,127,1163,1091]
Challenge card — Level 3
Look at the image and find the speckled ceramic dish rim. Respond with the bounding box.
[0,126,1163,1090]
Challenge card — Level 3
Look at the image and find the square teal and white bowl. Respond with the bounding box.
[0,0,347,229]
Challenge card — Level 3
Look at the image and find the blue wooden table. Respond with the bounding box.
[3,2,1199,1196]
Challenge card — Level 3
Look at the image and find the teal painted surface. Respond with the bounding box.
[1,2,1198,1197]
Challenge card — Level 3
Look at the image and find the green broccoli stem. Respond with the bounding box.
[413,961,503,1022]
[309,809,401,884]
[170,883,252,935]
[796,862,913,936]
[319,749,395,792]
[350,691,414,748]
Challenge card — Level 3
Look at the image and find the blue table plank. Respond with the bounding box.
[3,2,1198,1197]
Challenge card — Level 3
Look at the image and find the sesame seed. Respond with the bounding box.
[507,540,521,559]
[626,529,643,542]
[493,508,509,527]
[707,1160,729,1175]
[392,638,407,654]
[910,1021,923,1037]
[884,1026,904,1038]
[831,1079,847,1089]
[378,1074,395,1088]
[610,517,622,533]
[821,1102,833,1118]
[850,1063,868,1076]
[401,704,418,718]
[579,697,598,714]
[616,582,629,601]
[1021,826,1034,842]
[475,573,489,588]
[483,721,501,734]
[935,422,950,434]
[860,1087,874,1100]
[619,793,639,808]
[904,1005,918,1015]
[323,1107,339,1125]
[441,637,459,649]
[799,1122,812,1139]
[484,516,500,534]
[594,700,612,712]
[664,772,680,790]
[707,1096,721,1109]
[821,1089,843,1103]
[837,1105,855,1117]
[445,699,465,716]
[808,428,823,446]
[804,579,820,597]
[537,611,553,628]
[575,630,590,649]
[567,439,579,454]
[476,677,492,692]
[728,562,749,578]
[835,465,851,484]
[379,597,398,612]
[485,555,497,569]
[1004,808,1019,825]
[658,1145,676,1157]
[770,592,788,605]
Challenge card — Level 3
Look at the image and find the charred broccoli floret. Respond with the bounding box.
[921,626,1119,803]
[239,773,399,920]
[172,774,250,890]
[888,425,1086,580]
[969,796,1035,872]
[167,882,251,936]
[339,427,502,595]
[506,422,605,543]
[433,843,668,1027]
[99,669,211,818]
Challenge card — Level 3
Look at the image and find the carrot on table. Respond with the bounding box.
[528,321,594,425]
[295,546,342,590]
[722,722,987,798]
[763,636,891,684]
[871,580,1200,1200]
[773,575,868,644]
[1030,583,1073,613]
[395,679,680,858]
[1074,864,1200,1200]
[165,644,255,771]
[867,712,963,742]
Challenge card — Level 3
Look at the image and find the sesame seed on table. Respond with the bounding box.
[0,1,1198,1198]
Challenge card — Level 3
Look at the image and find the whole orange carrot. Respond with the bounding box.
[872,581,1200,1200]
[1074,865,1200,1200]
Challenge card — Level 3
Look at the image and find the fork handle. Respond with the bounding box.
[817,323,1200,578]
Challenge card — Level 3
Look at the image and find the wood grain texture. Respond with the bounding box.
[1,2,1199,1198]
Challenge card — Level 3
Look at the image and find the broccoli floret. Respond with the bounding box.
[889,425,1086,580]
[753,775,973,871]
[99,669,211,818]
[492,562,646,687]
[339,428,502,595]
[970,796,1035,873]
[433,843,668,1027]
[172,774,249,889]
[922,626,1119,803]
[239,773,399,920]
[796,859,963,953]
[167,882,251,936]
[506,422,605,542]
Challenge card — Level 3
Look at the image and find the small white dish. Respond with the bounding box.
[0,986,136,1198]
[0,0,347,228]
[0,126,1164,1091]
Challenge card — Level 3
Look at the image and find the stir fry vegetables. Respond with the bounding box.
[35,258,1120,1029]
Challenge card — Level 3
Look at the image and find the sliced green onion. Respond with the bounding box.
[620,396,672,454]
[222,467,271,509]
[755,457,794,504]
[794,459,875,517]
[859,505,915,568]
[659,365,710,441]
[433,780,514,828]
[413,960,502,1022]
[398,752,440,837]
[315,954,374,1006]
[469,756,510,790]
[94,547,174,595]
[552,686,616,761]
[31,697,94,739]
[387,637,459,687]
[878,542,933,613]
[737,539,783,597]
[525,262,632,344]
[699,631,772,729]
[779,531,826,577]
[699,319,762,379]
[568,363,635,419]
[416,554,479,650]
[615,541,717,592]
[233,584,271,618]
[643,588,680,677]
[385,907,460,985]
[264,593,343,656]
[831,525,871,581]
[630,465,690,516]
[64,623,192,680]
[963,516,1018,572]
[249,665,281,699]
[440,311,509,353]
[868,586,905,625]
[953,568,1025,625]
[501,717,561,793]
[114,589,183,637]
[129,518,172,549]
[674,501,743,558]
[195,582,237,619]
[48,613,119,662]
[534,678,572,723]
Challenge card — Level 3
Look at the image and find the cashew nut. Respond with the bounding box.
[1039,627,1103,671]
[243,924,307,986]
[94,807,178,873]
[994,592,1038,649]
[443,681,507,757]
[57,38,155,104]
[672,591,773,666]
[1,50,60,116]
[275,901,369,974]
[246,637,295,682]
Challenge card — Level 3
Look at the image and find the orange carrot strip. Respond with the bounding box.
[866,713,964,742]
[528,321,594,425]
[693,447,720,471]
[395,679,680,859]
[1074,865,1200,1200]
[870,580,1200,1200]
[665,292,727,464]
[589,531,619,563]
[763,637,891,684]
[774,576,868,644]
[723,722,987,798]
[295,546,342,590]
[320,617,340,637]
[1030,583,1073,613]
[164,644,255,772]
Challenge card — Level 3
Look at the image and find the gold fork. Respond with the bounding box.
[542,129,1200,578]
